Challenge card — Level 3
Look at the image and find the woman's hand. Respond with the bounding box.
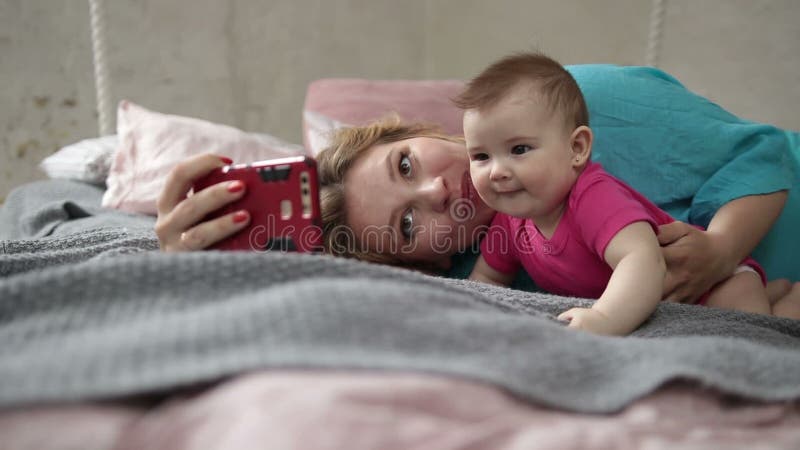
[658,192,788,304]
[155,153,251,251]
[657,221,734,304]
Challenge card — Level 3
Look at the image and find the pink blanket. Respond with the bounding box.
[2,370,799,449]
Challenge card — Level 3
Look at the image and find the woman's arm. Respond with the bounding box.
[571,64,797,297]
[658,191,788,303]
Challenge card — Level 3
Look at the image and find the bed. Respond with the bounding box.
[2,174,800,450]
[2,82,800,448]
[3,2,800,443]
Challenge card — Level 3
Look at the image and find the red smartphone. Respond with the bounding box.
[193,156,323,252]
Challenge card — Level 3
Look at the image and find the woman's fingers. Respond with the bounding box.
[660,225,730,304]
[656,221,691,246]
[155,153,243,251]
[167,179,247,234]
[178,210,251,251]
[155,181,248,251]
[157,153,231,216]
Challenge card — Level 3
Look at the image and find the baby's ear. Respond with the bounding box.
[570,125,593,167]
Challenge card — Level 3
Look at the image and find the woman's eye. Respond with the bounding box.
[511,145,532,155]
[401,210,414,239]
[399,154,412,177]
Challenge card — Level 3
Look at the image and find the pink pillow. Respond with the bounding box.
[302,79,466,155]
[103,101,307,215]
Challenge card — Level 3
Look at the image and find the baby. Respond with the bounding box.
[458,52,795,335]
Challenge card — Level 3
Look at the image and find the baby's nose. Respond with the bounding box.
[489,161,511,181]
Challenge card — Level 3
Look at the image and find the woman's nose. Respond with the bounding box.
[420,176,448,213]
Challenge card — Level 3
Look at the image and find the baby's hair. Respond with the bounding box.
[454,52,589,129]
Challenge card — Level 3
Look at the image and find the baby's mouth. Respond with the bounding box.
[494,187,522,195]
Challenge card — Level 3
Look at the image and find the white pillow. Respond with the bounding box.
[302,110,349,156]
[102,100,308,215]
[39,135,118,185]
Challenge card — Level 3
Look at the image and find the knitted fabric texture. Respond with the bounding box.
[1,181,799,413]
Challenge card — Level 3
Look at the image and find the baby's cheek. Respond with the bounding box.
[470,173,491,202]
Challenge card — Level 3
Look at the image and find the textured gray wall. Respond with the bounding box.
[2,0,799,202]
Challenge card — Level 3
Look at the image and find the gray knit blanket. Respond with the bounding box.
[1,180,799,413]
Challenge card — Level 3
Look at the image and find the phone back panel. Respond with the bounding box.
[193,156,323,252]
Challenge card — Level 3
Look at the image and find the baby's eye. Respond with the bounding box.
[399,154,412,177]
[470,153,489,162]
[511,145,532,155]
[401,210,414,239]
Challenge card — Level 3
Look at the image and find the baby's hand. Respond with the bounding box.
[557,307,620,336]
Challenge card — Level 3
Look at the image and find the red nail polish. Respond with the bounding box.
[220,156,233,165]
[232,210,249,223]
[227,180,244,193]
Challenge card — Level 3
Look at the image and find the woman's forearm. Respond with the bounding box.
[705,191,788,268]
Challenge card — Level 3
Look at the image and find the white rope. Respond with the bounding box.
[645,0,667,67]
[89,0,113,136]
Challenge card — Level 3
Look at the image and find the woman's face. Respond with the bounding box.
[344,137,495,269]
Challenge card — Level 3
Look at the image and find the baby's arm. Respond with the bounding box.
[469,255,516,287]
[558,221,665,336]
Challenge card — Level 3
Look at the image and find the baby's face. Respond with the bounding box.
[463,86,580,228]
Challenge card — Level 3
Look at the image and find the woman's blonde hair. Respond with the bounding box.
[316,115,463,272]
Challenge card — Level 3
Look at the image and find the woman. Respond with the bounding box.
[156,64,799,303]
